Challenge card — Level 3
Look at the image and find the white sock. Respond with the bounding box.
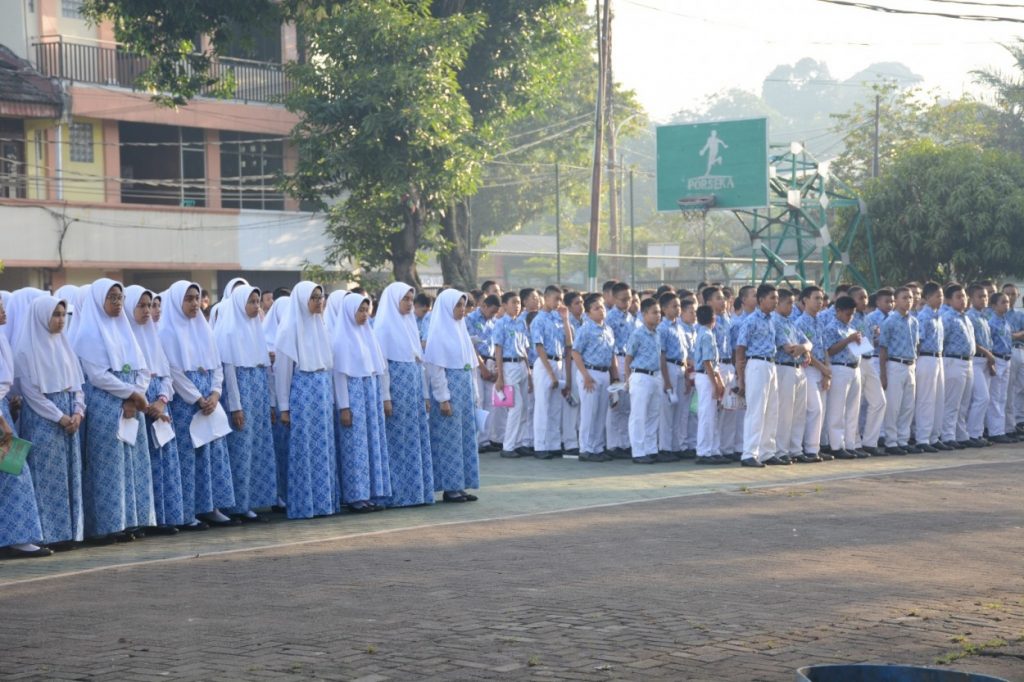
[187,518,201,526]
[12,543,40,551]
[209,509,231,523]
[244,510,257,519]
[277,497,287,507]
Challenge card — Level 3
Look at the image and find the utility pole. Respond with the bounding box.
[586,0,609,292]
[872,94,880,178]
[604,0,617,261]
[555,161,561,284]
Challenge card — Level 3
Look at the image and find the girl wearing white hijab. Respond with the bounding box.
[151,291,164,324]
[273,281,338,519]
[262,294,290,506]
[209,277,249,328]
[324,289,347,334]
[372,282,434,508]
[16,294,86,550]
[0,295,52,558]
[215,285,276,521]
[158,281,237,529]
[423,289,481,503]
[72,279,156,543]
[54,284,80,335]
[333,292,391,513]
[125,285,183,534]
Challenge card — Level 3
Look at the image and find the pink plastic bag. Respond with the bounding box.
[491,385,515,408]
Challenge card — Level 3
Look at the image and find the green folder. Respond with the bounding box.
[0,437,31,476]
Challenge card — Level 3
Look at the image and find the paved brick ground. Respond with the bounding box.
[2,455,1023,681]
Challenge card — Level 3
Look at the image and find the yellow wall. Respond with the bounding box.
[24,118,106,202]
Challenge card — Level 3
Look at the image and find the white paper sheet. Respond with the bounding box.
[118,416,139,444]
[189,403,232,448]
[152,418,176,447]
[474,408,489,432]
[848,337,874,357]
[607,381,627,394]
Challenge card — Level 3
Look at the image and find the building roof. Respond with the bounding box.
[0,44,63,118]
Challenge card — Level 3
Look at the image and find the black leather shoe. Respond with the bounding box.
[201,515,242,527]
[4,546,53,559]
[765,456,790,465]
[499,450,522,458]
[953,441,969,449]
[655,451,680,463]
[818,451,835,461]
[578,452,611,462]
[534,450,561,460]
[695,456,714,464]
[48,540,78,552]
[441,492,468,503]
[833,449,857,460]
[145,525,180,536]
[679,449,697,460]
[86,535,117,546]
[348,501,377,512]
[515,446,535,456]
[796,454,822,463]
[632,455,657,464]
[726,452,743,462]
[610,448,633,459]
[989,434,1014,445]
[933,441,953,451]
[740,458,765,468]
[461,492,479,502]
[860,446,880,456]
[885,446,906,456]
[563,448,580,456]
[271,504,287,514]
[919,443,939,453]
[178,521,210,531]
[966,439,985,449]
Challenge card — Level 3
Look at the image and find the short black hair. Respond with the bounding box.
[738,285,755,302]
[611,282,631,297]
[874,287,894,299]
[469,288,484,304]
[944,283,964,299]
[544,284,563,297]
[732,296,743,312]
[696,304,714,325]
[834,295,856,312]
[847,285,866,298]
[966,283,986,297]
[778,289,793,302]
[833,284,851,296]
[480,280,498,292]
[680,297,696,310]
[501,291,520,304]
[602,280,619,293]
[658,291,679,308]
[273,287,291,300]
[564,291,581,307]
[922,281,942,299]
[519,287,536,301]
[701,286,720,303]
[800,285,822,301]
[640,297,660,314]
[991,292,1007,306]
[655,284,675,297]
[584,293,603,312]
[482,294,501,309]
[414,292,434,308]
[755,283,777,302]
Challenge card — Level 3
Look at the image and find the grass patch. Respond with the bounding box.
[936,637,1008,665]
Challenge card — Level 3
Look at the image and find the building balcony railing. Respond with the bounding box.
[33,37,293,105]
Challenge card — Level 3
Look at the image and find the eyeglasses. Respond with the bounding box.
[309,294,325,301]
[106,294,124,303]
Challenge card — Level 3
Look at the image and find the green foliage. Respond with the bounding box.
[862,141,1024,284]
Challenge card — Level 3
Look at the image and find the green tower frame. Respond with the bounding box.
[731,143,879,291]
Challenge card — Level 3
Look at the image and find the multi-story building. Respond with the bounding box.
[0,0,332,297]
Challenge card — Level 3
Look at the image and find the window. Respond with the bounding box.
[61,0,83,18]
[220,132,284,210]
[69,122,93,163]
[119,122,206,207]
[0,119,26,199]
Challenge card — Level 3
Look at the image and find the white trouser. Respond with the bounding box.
[685,393,698,450]
[532,358,564,452]
[775,364,804,457]
[883,361,915,447]
[914,355,945,444]
[606,355,631,449]
[478,359,504,445]
[575,369,609,455]
[499,360,531,450]
[694,372,720,457]
[1011,346,1024,427]
[658,362,686,452]
[967,357,991,439]
[826,365,861,451]
[858,357,886,448]
[562,366,580,450]
[803,366,826,455]
[941,357,972,443]
[742,359,778,462]
[985,356,1010,437]
[628,371,661,457]
[718,363,741,454]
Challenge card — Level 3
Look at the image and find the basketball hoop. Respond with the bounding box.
[677,195,716,214]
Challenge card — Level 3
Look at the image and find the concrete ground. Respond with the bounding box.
[1,448,1023,681]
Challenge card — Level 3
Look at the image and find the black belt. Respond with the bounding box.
[777,361,800,368]
[543,356,562,362]
[946,354,971,361]
[747,355,774,363]
[833,361,859,369]
[502,357,524,363]
[615,352,626,357]
[480,355,494,361]
[694,367,709,374]
[919,351,941,358]
[888,357,914,366]
[861,354,877,359]
[584,364,610,372]
[632,368,657,376]
[720,358,733,364]
[995,353,1012,361]
[670,359,685,366]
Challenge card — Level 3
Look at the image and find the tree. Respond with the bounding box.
[972,39,1024,156]
[860,141,1024,284]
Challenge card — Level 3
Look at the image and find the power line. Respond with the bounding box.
[813,0,1024,23]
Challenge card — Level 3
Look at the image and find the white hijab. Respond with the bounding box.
[2,287,46,348]
[372,282,422,363]
[14,295,84,394]
[332,294,387,378]
[70,278,148,373]
[0,305,13,392]
[325,290,348,333]
[158,280,221,371]
[214,285,269,368]
[423,289,477,370]
[124,285,171,378]
[275,281,332,371]
[54,284,80,334]
[210,277,249,328]
[262,296,288,353]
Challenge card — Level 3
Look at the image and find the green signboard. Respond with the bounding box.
[656,117,769,211]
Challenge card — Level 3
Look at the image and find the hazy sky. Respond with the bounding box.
[612,0,1024,125]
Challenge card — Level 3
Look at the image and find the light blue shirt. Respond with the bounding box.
[693,325,719,370]
[606,307,635,355]
[772,310,808,364]
[530,309,566,359]
[863,309,888,355]
[823,317,859,365]
[796,312,827,363]
[625,325,662,372]
[573,319,614,368]
[941,307,976,359]
[657,318,687,363]
[736,309,785,359]
[916,306,944,354]
[417,313,431,342]
[728,310,748,354]
[492,315,530,359]
[465,309,494,358]
[967,308,992,351]
[989,312,1013,357]
[879,310,919,361]
[714,314,732,359]
[1010,309,1024,348]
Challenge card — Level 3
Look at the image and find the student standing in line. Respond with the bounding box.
[14,295,85,551]
[772,289,811,464]
[372,283,434,507]
[914,282,946,452]
[966,284,997,448]
[985,291,1015,444]
[857,288,892,453]
[605,283,635,457]
[493,291,533,458]
[692,304,727,464]
[531,286,573,460]
[624,298,666,464]
[465,294,501,452]
[657,291,688,460]
[124,285,184,535]
[823,296,865,460]
[423,289,481,503]
[215,285,278,521]
[571,293,618,462]
[273,282,339,518]
[333,293,392,512]
[879,287,920,455]
[940,284,975,449]
[795,286,832,462]
[561,290,584,455]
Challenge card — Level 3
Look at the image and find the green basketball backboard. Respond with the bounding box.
[656,117,769,211]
